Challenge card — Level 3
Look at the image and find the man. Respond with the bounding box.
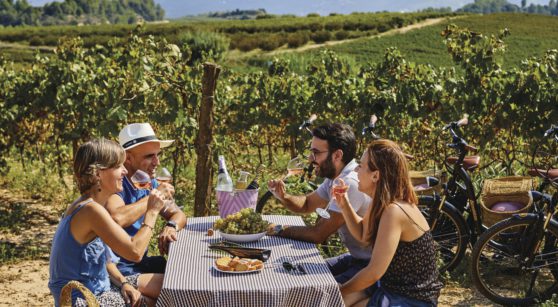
[267,123,372,283]
[106,123,187,276]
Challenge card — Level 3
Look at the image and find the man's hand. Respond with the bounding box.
[267,179,286,200]
[156,182,175,200]
[158,226,177,255]
[121,283,142,307]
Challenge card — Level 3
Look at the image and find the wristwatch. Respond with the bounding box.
[166,220,177,230]
[272,224,284,236]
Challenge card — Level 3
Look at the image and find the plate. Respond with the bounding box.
[219,231,266,243]
[213,263,263,274]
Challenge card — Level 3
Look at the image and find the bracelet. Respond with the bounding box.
[141,222,154,231]
[120,281,131,289]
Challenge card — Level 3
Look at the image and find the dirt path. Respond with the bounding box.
[0,187,496,306]
[230,17,453,60]
[0,41,55,52]
[0,188,58,306]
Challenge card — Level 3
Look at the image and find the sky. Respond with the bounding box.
[26,0,552,19]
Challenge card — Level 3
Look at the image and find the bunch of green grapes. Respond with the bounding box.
[213,208,270,234]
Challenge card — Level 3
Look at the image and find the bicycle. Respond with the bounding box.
[470,124,558,305]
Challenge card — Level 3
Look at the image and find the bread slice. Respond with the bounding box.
[215,256,264,272]
[215,256,232,271]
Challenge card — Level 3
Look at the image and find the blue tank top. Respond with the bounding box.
[48,199,110,307]
[115,176,158,276]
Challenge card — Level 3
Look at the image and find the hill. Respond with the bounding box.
[249,13,558,72]
[0,0,164,26]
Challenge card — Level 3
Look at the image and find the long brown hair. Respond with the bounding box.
[363,139,417,244]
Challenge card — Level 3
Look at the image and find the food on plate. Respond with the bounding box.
[215,256,264,272]
[213,208,269,235]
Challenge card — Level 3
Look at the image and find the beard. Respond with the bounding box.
[314,154,336,179]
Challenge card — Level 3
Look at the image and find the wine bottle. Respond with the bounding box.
[247,165,263,190]
[216,155,233,192]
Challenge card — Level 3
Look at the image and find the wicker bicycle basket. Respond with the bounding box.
[480,176,533,227]
[60,280,99,307]
[409,169,446,196]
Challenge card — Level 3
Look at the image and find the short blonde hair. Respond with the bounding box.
[73,138,125,193]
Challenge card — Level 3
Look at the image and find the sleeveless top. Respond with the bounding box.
[48,199,110,307]
[380,204,443,304]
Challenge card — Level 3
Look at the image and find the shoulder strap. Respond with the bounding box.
[393,202,427,233]
[64,198,94,218]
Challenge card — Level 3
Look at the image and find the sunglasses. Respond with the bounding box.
[282,261,307,275]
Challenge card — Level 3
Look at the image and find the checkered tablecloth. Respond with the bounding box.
[156,215,344,307]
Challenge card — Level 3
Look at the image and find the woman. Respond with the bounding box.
[49,139,164,307]
[332,139,443,307]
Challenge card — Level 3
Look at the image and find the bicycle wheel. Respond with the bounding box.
[471,217,558,305]
[419,196,469,273]
[255,191,290,215]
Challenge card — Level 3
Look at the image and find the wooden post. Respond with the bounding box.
[194,63,221,217]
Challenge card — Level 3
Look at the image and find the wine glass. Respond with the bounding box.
[155,167,180,214]
[268,157,306,195]
[131,169,152,190]
[316,178,348,219]
[285,157,306,179]
[156,167,173,184]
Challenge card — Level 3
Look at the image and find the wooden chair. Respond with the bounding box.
[59,281,99,307]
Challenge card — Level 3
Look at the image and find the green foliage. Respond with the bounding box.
[457,0,521,14]
[177,31,230,64]
[0,11,457,59]
[457,0,558,15]
[207,8,266,20]
[541,294,558,306]
[0,0,165,26]
[0,22,557,219]
[310,30,332,43]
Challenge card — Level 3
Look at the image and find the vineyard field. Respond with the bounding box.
[253,13,558,72]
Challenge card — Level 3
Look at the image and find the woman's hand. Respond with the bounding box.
[331,178,350,210]
[147,189,165,213]
[121,283,143,307]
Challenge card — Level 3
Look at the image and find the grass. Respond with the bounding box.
[241,13,558,73]
[0,11,454,66]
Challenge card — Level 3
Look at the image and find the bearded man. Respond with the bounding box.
[267,123,372,283]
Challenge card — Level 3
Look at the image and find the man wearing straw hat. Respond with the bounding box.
[106,123,187,276]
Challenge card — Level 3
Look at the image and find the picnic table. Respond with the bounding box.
[156,215,345,307]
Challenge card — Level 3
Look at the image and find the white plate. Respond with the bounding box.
[219,231,266,243]
[213,263,263,274]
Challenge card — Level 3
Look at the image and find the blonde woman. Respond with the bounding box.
[332,139,443,307]
[49,139,164,307]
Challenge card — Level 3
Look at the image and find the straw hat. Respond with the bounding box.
[118,123,174,150]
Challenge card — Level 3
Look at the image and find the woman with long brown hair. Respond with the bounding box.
[332,139,443,306]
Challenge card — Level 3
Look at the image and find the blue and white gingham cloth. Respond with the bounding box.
[156,215,344,307]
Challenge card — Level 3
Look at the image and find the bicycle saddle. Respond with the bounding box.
[446,156,480,172]
[528,168,558,180]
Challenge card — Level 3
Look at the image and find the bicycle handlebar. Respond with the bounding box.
[443,115,476,155]
[362,114,381,139]
[299,114,317,134]
[544,124,558,141]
